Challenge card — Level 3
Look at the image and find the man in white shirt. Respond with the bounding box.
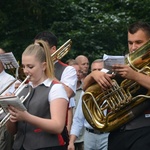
[0,48,16,150]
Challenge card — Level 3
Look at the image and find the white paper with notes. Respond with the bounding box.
[0,52,19,69]
[103,54,125,73]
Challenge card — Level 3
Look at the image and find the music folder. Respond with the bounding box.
[0,96,27,113]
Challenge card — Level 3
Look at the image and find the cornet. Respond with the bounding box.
[0,75,31,127]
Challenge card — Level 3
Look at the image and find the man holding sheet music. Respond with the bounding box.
[83,21,150,150]
[0,48,16,150]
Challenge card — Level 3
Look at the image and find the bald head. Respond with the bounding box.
[75,55,89,76]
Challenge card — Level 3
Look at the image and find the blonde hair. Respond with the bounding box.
[23,40,54,78]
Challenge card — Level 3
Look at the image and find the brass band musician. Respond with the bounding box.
[0,48,15,150]
[83,21,150,150]
[6,40,69,150]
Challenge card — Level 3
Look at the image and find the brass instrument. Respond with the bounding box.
[82,40,150,132]
[51,39,72,62]
[0,79,17,95]
[0,75,31,127]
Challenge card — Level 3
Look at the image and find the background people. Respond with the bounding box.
[90,59,104,72]
[75,55,89,82]
[68,59,109,150]
[0,48,16,95]
[67,59,85,150]
[83,21,150,150]
[0,48,17,150]
[6,40,69,150]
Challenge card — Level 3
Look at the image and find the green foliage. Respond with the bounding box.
[0,0,150,64]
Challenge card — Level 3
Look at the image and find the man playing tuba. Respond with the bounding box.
[83,21,150,150]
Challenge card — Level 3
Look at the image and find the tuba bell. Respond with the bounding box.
[82,40,150,132]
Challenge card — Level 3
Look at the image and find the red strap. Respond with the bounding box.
[58,60,68,67]
[34,128,42,132]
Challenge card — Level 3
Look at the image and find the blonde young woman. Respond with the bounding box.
[6,40,69,150]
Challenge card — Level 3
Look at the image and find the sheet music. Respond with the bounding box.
[103,54,125,73]
[0,96,26,113]
[0,52,19,69]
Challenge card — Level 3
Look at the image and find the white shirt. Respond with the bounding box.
[60,65,77,95]
[60,65,77,108]
[70,91,94,137]
[54,61,77,108]
[69,97,76,108]
[54,60,77,94]
[0,70,16,95]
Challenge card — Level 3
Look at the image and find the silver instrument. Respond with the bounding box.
[0,75,31,127]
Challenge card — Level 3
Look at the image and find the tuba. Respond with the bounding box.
[82,40,150,132]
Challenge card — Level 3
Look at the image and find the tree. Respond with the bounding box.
[0,0,150,64]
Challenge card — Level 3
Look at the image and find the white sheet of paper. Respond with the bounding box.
[103,54,125,73]
[0,52,19,69]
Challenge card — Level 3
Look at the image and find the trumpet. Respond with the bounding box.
[0,75,31,127]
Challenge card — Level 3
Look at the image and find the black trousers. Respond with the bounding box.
[108,126,150,150]
[15,145,67,150]
[74,142,84,150]
[0,125,14,150]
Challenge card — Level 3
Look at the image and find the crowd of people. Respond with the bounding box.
[0,20,149,150]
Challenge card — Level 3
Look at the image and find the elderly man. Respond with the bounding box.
[75,55,89,81]
[68,59,109,150]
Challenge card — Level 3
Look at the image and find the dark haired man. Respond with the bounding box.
[83,21,150,150]
[34,31,77,147]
